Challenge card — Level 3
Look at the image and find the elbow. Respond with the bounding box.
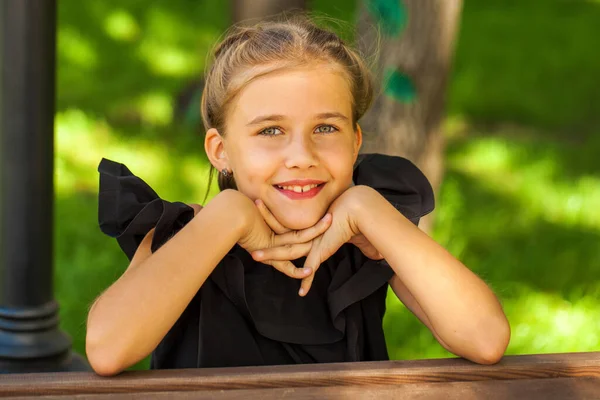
[86,340,125,376]
[88,357,123,377]
[469,316,511,365]
[86,326,126,377]
[470,344,506,365]
[86,349,123,377]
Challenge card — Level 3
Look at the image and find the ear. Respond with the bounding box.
[204,128,229,171]
[353,123,363,159]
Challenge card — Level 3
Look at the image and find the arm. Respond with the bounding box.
[352,186,510,364]
[86,190,249,376]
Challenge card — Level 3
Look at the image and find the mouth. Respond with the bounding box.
[273,181,326,200]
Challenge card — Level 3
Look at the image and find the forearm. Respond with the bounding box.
[354,187,510,363]
[86,190,247,375]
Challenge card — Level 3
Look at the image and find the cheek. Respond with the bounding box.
[231,146,278,195]
[318,143,355,182]
[235,141,276,166]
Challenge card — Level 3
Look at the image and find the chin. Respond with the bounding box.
[275,211,323,231]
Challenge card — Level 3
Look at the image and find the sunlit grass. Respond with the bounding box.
[385,282,600,360]
[505,285,600,353]
[449,134,600,230]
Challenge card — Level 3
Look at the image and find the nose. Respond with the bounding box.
[284,135,319,170]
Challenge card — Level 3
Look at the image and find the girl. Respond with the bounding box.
[88,15,510,376]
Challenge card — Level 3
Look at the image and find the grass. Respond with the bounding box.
[54,0,600,369]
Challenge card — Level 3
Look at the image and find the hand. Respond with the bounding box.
[229,191,332,280]
[250,198,332,262]
[253,196,382,263]
[252,186,380,296]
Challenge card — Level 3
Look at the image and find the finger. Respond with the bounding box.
[273,213,332,247]
[252,242,312,262]
[255,199,288,234]
[299,239,324,296]
[299,271,316,297]
[261,260,312,279]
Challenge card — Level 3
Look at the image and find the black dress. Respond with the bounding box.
[97,153,434,369]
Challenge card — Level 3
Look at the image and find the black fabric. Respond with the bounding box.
[97,153,434,369]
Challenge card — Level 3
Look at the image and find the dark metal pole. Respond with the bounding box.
[0,0,88,372]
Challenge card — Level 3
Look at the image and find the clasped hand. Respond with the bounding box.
[248,186,383,296]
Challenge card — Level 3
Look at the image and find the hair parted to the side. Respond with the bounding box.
[201,12,375,195]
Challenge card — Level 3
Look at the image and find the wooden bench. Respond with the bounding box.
[1,352,598,399]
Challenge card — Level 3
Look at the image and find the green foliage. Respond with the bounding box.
[54,0,600,370]
[365,0,407,37]
[383,69,417,103]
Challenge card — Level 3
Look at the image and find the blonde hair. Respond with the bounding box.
[201,14,374,192]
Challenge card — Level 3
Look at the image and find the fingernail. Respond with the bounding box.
[255,199,261,206]
[298,288,305,296]
[253,251,263,259]
[303,267,312,275]
[322,213,331,221]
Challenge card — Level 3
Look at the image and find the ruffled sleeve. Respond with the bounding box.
[97,158,195,261]
[353,153,435,226]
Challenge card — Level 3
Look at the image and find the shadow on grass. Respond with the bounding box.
[449,1,600,132]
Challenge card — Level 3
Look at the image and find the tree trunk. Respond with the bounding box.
[232,0,306,23]
[357,0,463,233]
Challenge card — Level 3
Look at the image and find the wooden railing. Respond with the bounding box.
[0,352,598,399]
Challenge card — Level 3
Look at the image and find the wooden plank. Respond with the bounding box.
[3,378,600,399]
[0,352,598,397]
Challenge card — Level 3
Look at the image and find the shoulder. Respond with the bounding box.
[97,158,195,260]
[353,153,435,224]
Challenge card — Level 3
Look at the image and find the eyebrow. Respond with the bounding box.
[246,112,349,126]
[316,112,350,122]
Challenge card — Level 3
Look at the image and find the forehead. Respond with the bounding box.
[228,66,353,123]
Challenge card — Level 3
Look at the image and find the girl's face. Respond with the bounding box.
[211,66,361,230]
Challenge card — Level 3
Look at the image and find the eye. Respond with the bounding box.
[258,127,283,136]
[315,125,338,134]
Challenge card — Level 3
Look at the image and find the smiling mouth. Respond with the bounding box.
[273,183,325,200]
[274,183,325,193]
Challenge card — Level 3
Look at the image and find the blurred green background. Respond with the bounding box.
[54,0,600,369]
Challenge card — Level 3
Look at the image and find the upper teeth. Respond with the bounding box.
[278,184,319,193]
